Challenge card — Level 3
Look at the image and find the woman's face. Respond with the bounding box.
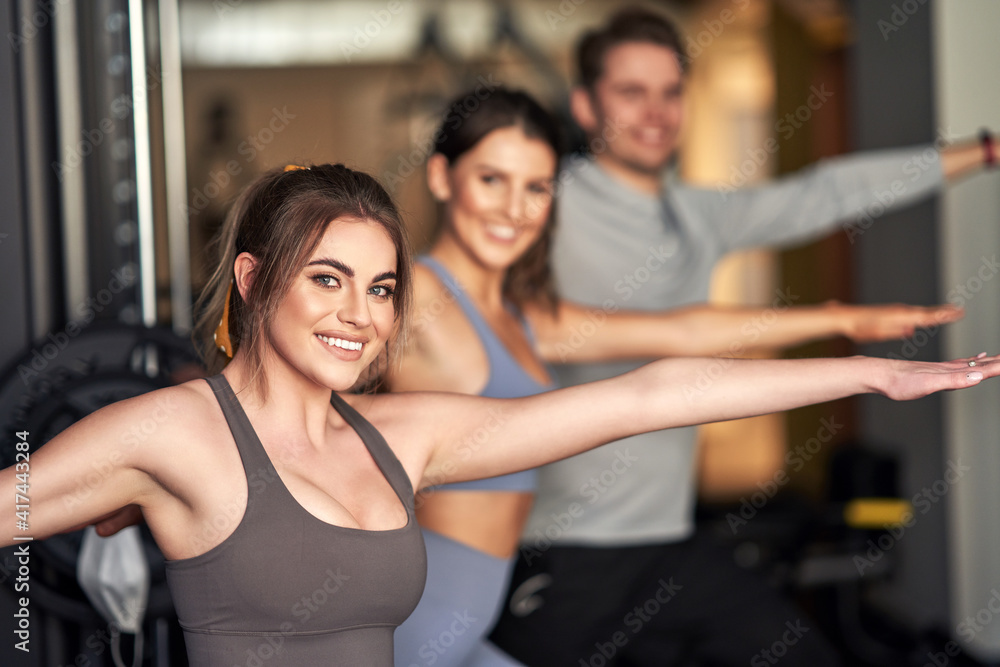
[439,126,557,271]
[266,217,399,390]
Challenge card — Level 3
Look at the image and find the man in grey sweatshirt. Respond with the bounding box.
[489,7,996,666]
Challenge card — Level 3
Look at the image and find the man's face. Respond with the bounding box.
[580,41,686,176]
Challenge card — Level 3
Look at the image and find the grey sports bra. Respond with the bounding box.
[164,374,426,666]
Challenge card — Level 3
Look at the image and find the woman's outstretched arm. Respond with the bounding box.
[526,300,962,363]
[401,354,995,490]
[0,386,194,549]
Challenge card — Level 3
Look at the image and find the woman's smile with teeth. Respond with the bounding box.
[487,223,516,240]
[316,334,363,351]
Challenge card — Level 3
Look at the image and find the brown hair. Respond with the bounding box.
[194,164,413,396]
[433,87,562,313]
[577,6,688,91]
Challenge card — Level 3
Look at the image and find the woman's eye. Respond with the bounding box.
[480,174,499,184]
[529,183,553,196]
[313,274,339,288]
[370,285,395,299]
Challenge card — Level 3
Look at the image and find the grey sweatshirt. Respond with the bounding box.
[522,146,944,546]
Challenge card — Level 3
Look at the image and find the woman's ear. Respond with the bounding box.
[425,153,452,202]
[233,252,258,301]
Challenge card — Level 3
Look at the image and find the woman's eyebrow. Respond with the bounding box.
[307,257,353,277]
[473,163,507,173]
[372,271,397,283]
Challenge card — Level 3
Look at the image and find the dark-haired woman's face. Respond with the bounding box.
[268,217,398,390]
[441,126,556,271]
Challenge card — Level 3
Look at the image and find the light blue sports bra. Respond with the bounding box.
[419,256,556,492]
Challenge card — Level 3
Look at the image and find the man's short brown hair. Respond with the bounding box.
[577,6,687,90]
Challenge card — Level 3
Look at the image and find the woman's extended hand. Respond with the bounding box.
[879,352,996,401]
[834,301,963,343]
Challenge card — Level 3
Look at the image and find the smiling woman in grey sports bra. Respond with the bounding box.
[0,163,995,666]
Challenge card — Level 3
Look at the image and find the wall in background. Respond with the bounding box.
[935,0,1000,660]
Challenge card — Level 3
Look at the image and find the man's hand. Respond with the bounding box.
[62,504,144,537]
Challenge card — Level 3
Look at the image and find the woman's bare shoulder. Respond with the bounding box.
[399,264,449,349]
[339,389,428,422]
[94,377,214,422]
[408,262,445,310]
[392,264,483,393]
[340,390,462,440]
[338,390,455,471]
[410,261,475,330]
[75,377,224,456]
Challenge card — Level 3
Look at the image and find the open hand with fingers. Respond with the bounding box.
[878,352,998,401]
[832,301,963,343]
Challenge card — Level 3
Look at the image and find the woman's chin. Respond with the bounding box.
[319,370,365,393]
[472,246,525,273]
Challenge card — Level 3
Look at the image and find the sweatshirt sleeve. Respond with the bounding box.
[679,144,945,253]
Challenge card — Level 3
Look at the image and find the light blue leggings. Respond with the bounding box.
[394,529,525,667]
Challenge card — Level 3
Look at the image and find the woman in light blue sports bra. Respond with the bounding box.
[388,89,964,667]
[390,90,563,667]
